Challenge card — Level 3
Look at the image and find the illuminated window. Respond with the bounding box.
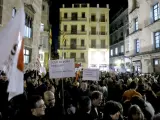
[115,47,118,55]
[153,3,160,21]
[24,49,30,64]
[110,49,113,56]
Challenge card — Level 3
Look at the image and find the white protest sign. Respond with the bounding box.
[49,59,75,78]
[82,68,99,81]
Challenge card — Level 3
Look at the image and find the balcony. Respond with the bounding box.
[75,58,85,62]
[61,17,87,21]
[64,31,87,35]
[99,19,106,22]
[99,32,107,35]
[90,18,98,22]
[59,45,86,50]
[89,45,108,49]
[90,32,98,35]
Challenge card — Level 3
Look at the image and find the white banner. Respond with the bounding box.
[82,68,99,81]
[49,59,75,78]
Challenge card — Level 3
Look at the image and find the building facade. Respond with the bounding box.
[0,0,43,67]
[39,0,50,69]
[59,4,110,70]
[110,8,129,72]
[126,0,160,73]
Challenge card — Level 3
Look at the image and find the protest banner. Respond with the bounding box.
[49,59,75,78]
[82,68,99,81]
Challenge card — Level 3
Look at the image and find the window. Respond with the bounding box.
[135,39,140,53]
[126,29,129,36]
[110,49,113,56]
[64,40,67,46]
[70,53,76,60]
[135,17,138,31]
[0,0,3,24]
[81,25,85,31]
[153,3,160,21]
[64,52,66,58]
[91,27,96,34]
[100,14,105,22]
[24,49,30,64]
[80,53,84,58]
[42,5,45,11]
[40,23,44,32]
[81,39,84,46]
[12,7,16,18]
[39,53,44,61]
[82,12,85,18]
[121,45,124,53]
[100,26,105,35]
[101,40,105,48]
[91,40,96,48]
[91,14,96,21]
[71,25,77,34]
[115,47,118,55]
[71,12,78,20]
[154,59,158,65]
[64,13,67,18]
[154,32,160,49]
[24,13,33,38]
[64,25,67,31]
[70,39,77,49]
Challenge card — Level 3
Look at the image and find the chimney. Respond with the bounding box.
[97,4,99,8]
[62,4,65,8]
[72,4,74,8]
[87,3,90,7]
[106,4,109,8]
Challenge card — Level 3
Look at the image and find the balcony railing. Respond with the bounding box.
[75,58,85,62]
[99,32,107,35]
[59,45,86,50]
[99,19,106,22]
[63,31,87,35]
[89,45,108,49]
[90,32,98,35]
[61,17,87,21]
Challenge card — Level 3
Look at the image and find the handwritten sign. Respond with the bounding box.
[49,59,75,78]
[82,68,99,81]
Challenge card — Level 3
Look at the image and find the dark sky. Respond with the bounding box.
[49,0,128,54]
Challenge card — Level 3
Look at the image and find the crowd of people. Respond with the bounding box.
[0,70,160,120]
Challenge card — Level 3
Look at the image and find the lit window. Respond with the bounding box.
[110,49,113,56]
[40,23,44,32]
[154,32,160,49]
[12,7,16,18]
[39,53,44,61]
[121,45,124,53]
[24,13,33,38]
[115,47,118,55]
[24,49,30,64]
[135,39,140,53]
[153,3,160,21]
[135,17,138,31]
[155,59,158,65]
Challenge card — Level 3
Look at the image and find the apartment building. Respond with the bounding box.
[0,0,42,66]
[126,0,160,73]
[110,8,129,72]
[59,4,110,70]
[39,0,50,69]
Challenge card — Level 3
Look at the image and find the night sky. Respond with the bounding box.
[49,0,128,55]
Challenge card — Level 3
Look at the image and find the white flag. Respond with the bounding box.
[0,6,25,100]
